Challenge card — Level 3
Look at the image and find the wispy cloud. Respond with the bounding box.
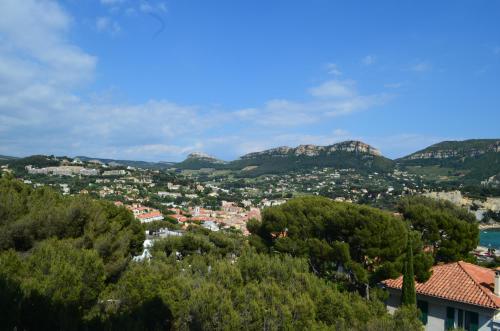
[362,55,375,66]
[309,80,356,98]
[100,0,125,5]
[384,82,403,89]
[232,78,392,129]
[409,61,431,72]
[0,1,396,161]
[326,63,342,76]
[139,1,168,14]
[96,16,121,35]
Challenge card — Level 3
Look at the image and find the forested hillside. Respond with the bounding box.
[398,139,500,185]
[0,175,479,330]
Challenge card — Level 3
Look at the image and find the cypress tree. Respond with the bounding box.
[401,235,416,305]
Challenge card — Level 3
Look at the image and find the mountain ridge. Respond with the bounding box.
[240,140,382,159]
[2,139,499,180]
[399,139,500,161]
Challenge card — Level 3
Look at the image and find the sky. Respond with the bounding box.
[0,0,499,162]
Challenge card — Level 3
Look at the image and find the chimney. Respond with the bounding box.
[495,270,500,296]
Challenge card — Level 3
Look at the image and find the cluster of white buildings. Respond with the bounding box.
[116,202,164,223]
[26,165,99,176]
[102,169,127,176]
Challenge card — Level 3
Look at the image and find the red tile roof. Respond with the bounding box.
[137,211,163,219]
[383,261,500,309]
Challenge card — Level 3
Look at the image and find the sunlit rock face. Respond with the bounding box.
[240,140,382,159]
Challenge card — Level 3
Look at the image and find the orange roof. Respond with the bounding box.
[137,211,163,219]
[383,261,500,309]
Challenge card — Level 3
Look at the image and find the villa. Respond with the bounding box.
[383,261,500,331]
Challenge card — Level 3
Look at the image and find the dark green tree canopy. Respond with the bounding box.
[0,176,424,330]
[0,175,144,279]
[398,196,479,262]
[249,196,433,284]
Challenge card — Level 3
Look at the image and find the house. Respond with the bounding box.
[126,204,164,223]
[383,261,500,331]
[136,211,164,223]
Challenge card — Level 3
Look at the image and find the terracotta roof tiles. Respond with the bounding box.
[382,261,500,309]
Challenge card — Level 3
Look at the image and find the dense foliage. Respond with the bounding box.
[174,150,394,176]
[228,152,394,177]
[248,196,433,285]
[401,238,416,306]
[398,196,479,262]
[0,174,144,280]
[0,176,424,330]
[399,139,500,185]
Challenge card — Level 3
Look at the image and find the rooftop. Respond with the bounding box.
[383,261,500,309]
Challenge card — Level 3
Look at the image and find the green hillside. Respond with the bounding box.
[228,151,394,177]
[398,139,500,185]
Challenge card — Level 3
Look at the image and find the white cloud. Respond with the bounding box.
[100,0,125,5]
[96,16,121,35]
[384,82,403,88]
[323,94,390,117]
[410,61,431,72]
[139,1,167,14]
[0,0,96,87]
[231,79,391,129]
[326,63,342,76]
[309,80,356,98]
[0,1,395,161]
[333,129,349,136]
[362,55,375,65]
[123,143,202,158]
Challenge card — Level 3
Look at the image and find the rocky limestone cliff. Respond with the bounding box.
[240,140,382,159]
[406,140,500,160]
[186,152,226,164]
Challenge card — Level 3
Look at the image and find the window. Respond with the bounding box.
[464,311,478,331]
[417,300,428,325]
[457,309,464,328]
[455,309,479,331]
[446,307,455,330]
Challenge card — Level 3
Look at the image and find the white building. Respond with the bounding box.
[383,261,500,331]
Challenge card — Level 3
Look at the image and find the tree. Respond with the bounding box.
[249,196,431,284]
[398,196,479,262]
[401,235,416,306]
[0,176,145,281]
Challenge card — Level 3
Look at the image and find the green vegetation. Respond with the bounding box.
[0,174,144,280]
[227,152,394,177]
[5,155,60,173]
[398,196,479,262]
[0,175,426,330]
[399,139,500,186]
[248,196,434,286]
[401,237,416,306]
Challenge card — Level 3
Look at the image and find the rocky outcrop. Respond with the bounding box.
[406,140,500,160]
[186,152,226,164]
[240,140,382,159]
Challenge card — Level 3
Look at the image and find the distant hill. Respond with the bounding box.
[75,156,174,169]
[174,152,227,170]
[4,155,60,172]
[3,139,498,184]
[226,141,393,176]
[398,139,500,184]
[0,155,18,164]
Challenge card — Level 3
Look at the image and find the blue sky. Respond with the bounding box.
[0,0,499,161]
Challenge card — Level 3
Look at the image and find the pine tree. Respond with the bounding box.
[401,235,416,305]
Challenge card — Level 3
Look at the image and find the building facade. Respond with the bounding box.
[383,261,500,331]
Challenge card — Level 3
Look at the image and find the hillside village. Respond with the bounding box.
[2,139,499,236]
